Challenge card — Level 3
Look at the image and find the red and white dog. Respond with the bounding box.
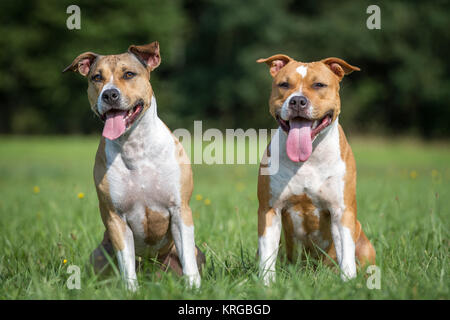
[64,42,204,290]
[256,54,375,284]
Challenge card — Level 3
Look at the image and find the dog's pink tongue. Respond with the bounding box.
[102,110,127,140]
[286,118,312,162]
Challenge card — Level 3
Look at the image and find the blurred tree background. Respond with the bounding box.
[0,0,449,138]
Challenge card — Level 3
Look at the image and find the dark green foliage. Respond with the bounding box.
[1,0,449,137]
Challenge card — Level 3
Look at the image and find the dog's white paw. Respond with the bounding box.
[340,267,357,282]
[125,278,139,292]
[261,270,276,286]
[187,273,201,289]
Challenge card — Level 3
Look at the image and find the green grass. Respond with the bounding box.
[0,135,448,299]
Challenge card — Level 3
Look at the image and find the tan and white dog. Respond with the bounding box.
[256,54,375,284]
[63,42,204,290]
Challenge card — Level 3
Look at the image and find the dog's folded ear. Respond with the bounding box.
[257,54,293,77]
[128,41,161,71]
[62,52,98,76]
[322,57,360,80]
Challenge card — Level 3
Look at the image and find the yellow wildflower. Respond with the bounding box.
[77,192,85,199]
[195,194,203,201]
[410,170,417,179]
[33,186,40,194]
[204,198,211,205]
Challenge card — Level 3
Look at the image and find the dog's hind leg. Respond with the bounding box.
[157,244,205,277]
[89,231,115,275]
[355,220,376,267]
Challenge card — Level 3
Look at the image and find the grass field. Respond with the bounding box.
[0,135,448,299]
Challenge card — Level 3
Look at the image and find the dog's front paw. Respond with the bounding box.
[340,267,357,282]
[186,273,201,289]
[261,270,276,286]
[125,278,139,292]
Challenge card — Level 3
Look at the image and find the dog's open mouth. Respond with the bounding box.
[277,112,333,162]
[101,102,144,140]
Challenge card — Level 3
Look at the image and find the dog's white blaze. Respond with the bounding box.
[296,65,308,78]
[97,76,116,115]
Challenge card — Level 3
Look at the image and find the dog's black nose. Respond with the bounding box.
[102,88,120,105]
[289,95,309,109]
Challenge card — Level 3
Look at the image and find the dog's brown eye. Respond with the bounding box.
[91,74,103,82]
[123,71,136,80]
[278,82,289,89]
[313,82,327,89]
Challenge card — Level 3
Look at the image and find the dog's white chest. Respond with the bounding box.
[106,150,178,213]
[104,115,181,216]
[269,122,346,209]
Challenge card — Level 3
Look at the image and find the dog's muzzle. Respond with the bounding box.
[102,88,120,107]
